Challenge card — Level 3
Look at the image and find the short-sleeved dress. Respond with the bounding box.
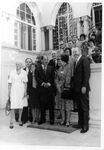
[8,69,28,109]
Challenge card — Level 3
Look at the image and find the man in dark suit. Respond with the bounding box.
[35,55,55,125]
[73,47,90,133]
[48,51,59,71]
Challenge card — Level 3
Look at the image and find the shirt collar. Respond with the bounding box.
[77,55,82,63]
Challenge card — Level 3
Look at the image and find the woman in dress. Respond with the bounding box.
[55,55,62,120]
[8,59,28,129]
[57,54,73,127]
[29,63,40,124]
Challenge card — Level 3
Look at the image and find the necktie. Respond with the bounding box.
[44,65,46,74]
[55,60,57,67]
[28,69,31,79]
[74,61,77,72]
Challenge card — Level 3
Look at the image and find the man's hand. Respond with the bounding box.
[43,83,51,88]
[81,87,86,94]
[41,82,46,86]
[27,95,29,99]
[23,93,28,99]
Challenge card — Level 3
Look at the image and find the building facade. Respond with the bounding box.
[0,1,102,127]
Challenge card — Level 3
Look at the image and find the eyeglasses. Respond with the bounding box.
[26,61,32,63]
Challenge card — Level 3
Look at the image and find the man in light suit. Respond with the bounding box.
[73,47,90,133]
[35,55,55,125]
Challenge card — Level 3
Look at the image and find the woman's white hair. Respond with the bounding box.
[51,50,57,55]
[15,59,23,65]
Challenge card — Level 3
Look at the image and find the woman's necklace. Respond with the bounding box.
[16,69,21,75]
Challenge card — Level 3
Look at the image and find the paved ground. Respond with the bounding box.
[0,109,101,148]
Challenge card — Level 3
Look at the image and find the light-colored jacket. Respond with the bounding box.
[55,63,72,93]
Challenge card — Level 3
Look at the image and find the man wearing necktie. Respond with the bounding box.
[48,51,58,71]
[73,47,90,133]
[35,55,55,125]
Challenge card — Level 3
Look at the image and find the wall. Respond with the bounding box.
[0,45,38,108]
[1,0,42,52]
[89,63,101,127]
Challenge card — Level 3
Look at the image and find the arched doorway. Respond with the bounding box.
[91,3,102,29]
[53,2,77,51]
[89,3,102,46]
[14,3,36,51]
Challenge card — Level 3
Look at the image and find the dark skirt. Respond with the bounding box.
[29,88,39,108]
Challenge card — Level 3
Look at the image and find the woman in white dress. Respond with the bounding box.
[8,60,28,129]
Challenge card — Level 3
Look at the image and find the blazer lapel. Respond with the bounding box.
[45,65,50,76]
[40,65,46,76]
[74,56,83,72]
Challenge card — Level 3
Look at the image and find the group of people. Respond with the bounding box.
[8,36,92,134]
[65,29,102,63]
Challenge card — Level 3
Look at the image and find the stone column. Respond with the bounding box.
[83,16,90,37]
[41,27,45,51]
[76,17,84,38]
[77,19,81,39]
[92,8,95,27]
[47,25,54,50]
[89,63,101,127]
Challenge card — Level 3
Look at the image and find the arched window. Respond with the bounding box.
[14,3,36,51]
[91,3,102,29]
[53,3,77,50]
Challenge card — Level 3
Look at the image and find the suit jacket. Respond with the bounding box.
[35,64,55,95]
[48,59,59,71]
[73,55,90,93]
[24,67,32,95]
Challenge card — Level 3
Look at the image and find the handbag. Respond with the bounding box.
[61,87,74,99]
[5,98,11,116]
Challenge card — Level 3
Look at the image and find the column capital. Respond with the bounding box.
[74,15,91,23]
[46,25,55,30]
[40,27,45,31]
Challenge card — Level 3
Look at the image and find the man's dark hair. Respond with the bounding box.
[80,34,86,40]
[25,58,32,63]
[36,55,44,64]
[91,33,96,38]
[61,54,69,63]
[88,38,95,45]
[64,47,72,56]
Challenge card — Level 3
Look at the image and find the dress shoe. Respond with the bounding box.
[38,121,45,125]
[9,122,14,129]
[22,120,27,124]
[66,122,71,127]
[19,122,23,126]
[50,122,54,125]
[80,128,89,133]
[57,114,62,119]
[72,124,82,129]
[9,124,14,129]
[73,109,78,112]
[60,121,66,125]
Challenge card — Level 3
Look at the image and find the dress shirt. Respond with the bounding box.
[76,55,82,65]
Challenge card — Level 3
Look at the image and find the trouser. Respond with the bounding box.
[40,94,55,123]
[21,106,33,123]
[75,91,89,129]
[40,105,54,123]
